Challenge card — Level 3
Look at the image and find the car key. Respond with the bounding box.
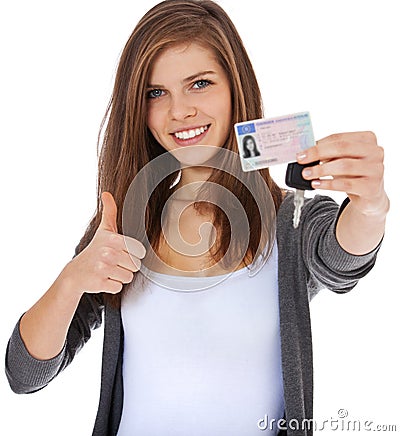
[292,189,305,229]
[285,161,319,228]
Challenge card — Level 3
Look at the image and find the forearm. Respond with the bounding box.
[297,131,389,256]
[19,267,84,361]
[335,196,389,256]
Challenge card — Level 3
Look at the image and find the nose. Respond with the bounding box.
[169,94,197,121]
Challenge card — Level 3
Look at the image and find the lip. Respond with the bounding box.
[170,124,211,147]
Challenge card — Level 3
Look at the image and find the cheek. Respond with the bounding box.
[147,107,163,139]
[218,87,232,127]
[146,106,156,131]
[205,92,232,139]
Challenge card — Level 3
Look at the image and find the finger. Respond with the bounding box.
[100,232,146,258]
[302,158,374,180]
[118,251,142,272]
[297,131,377,164]
[310,175,383,199]
[99,192,118,233]
[103,279,123,294]
[122,235,146,259]
[98,246,142,273]
[311,176,365,194]
[108,265,135,285]
[318,131,377,145]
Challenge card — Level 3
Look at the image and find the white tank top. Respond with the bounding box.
[118,242,284,435]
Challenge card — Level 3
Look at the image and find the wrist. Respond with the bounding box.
[54,263,85,303]
[351,193,390,219]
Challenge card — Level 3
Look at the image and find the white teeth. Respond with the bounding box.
[174,125,208,140]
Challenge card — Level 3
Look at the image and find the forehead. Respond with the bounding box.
[148,42,221,82]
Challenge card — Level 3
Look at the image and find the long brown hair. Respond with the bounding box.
[75,0,283,307]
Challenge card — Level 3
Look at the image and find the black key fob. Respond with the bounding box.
[285,161,319,190]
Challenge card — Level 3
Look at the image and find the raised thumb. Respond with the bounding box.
[99,192,118,232]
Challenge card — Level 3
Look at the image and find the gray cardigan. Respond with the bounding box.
[5,193,381,436]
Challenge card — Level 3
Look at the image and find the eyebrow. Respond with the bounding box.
[147,70,217,88]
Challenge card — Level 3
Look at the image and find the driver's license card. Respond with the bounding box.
[234,111,315,172]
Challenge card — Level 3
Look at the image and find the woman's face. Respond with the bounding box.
[245,138,255,151]
[146,42,232,165]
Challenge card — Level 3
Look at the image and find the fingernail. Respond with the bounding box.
[303,169,312,178]
[297,152,307,161]
[312,180,321,187]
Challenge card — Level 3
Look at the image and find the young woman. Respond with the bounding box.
[242,135,261,158]
[5,1,389,435]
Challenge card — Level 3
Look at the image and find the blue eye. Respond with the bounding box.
[147,89,164,99]
[193,79,211,89]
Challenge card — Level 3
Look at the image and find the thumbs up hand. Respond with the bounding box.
[62,192,146,296]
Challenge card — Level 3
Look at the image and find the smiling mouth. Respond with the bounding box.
[173,124,210,140]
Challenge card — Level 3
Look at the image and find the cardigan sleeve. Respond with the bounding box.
[278,192,382,299]
[5,292,104,395]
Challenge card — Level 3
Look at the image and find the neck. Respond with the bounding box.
[172,166,212,201]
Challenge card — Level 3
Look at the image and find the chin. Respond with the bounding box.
[169,144,222,167]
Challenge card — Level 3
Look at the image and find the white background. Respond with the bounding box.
[0,1,398,435]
